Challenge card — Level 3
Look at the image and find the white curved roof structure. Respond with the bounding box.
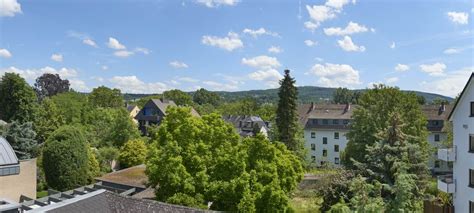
[0,137,20,176]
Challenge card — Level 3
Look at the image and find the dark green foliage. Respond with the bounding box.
[50,91,88,124]
[0,73,38,123]
[146,107,303,211]
[316,170,354,212]
[108,108,140,147]
[97,146,119,172]
[333,87,360,104]
[163,89,193,106]
[192,88,221,106]
[1,121,38,159]
[42,126,89,191]
[89,86,124,108]
[34,73,69,100]
[276,70,299,151]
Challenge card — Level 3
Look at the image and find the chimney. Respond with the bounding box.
[309,102,315,113]
[344,103,351,113]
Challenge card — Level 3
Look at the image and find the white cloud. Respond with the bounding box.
[243,28,279,38]
[337,36,365,52]
[304,39,317,47]
[177,77,199,83]
[268,46,283,54]
[195,0,239,8]
[447,11,469,25]
[385,77,399,84]
[421,67,473,97]
[394,63,410,72]
[306,63,361,87]
[306,5,336,24]
[0,0,22,17]
[83,39,98,47]
[248,69,283,88]
[323,21,368,36]
[114,50,134,58]
[0,66,85,90]
[390,42,396,49]
[109,76,170,93]
[241,55,281,69]
[0,48,12,58]
[304,21,319,32]
[169,61,189,69]
[325,0,352,10]
[201,32,243,51]
[419,62,446,76]
[202,80,239,91]
[101,65,109,70]
[443,48,461,54]
[51,54,63,62]
[107,37,126,50]
[134,47,150,55]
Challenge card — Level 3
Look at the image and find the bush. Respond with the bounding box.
[119,139,147,168]
[42,126,89,191]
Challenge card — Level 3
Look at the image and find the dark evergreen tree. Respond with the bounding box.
[276,70,299,151]
[1,121,38,159]
[34,73,70,100]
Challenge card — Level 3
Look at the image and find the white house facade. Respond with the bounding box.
[438,73,474,212]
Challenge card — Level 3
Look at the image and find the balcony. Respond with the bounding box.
[438,146,456,162]
[437,175,455,193]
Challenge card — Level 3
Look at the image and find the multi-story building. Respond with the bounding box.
[222,115,270,138]
[437,73,474,212]
[298,102,452,171]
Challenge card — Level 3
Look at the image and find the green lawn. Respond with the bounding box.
[37,190,48,198]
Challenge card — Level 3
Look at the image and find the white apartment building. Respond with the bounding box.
[299,103,452,173]
[438,73,474,212]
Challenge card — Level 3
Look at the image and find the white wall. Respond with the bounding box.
[304,129,349,167]
[427,132,451,173]
[452,79,474,212]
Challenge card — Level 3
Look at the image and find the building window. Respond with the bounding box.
[470,200,474,213]
[434,160,440,168]
[471,102,474,116]
[343,120,349,125]
[334,132,339,139]
[335,157,340,165]
[333,119,339,125]
[311,144,316,151]
[311,156,316,162]
[311,132,316,138]
[312,119,318,124]
[334,145,339,152]
[323,119,328,125]
[323,137,327,144]
[323,149,327,157]
[470,135,474,153]
[434,134,440,142]
[470,169,474,188]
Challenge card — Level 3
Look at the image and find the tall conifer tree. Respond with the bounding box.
[276,70,299,151]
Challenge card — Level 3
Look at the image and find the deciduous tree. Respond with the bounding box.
[34,73,69,100]
[163,89,193,106]
[119,139,147,168]
[89,86,123,108]
[0,73,38,123]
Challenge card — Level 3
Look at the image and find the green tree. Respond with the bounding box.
[119,139,147,168]
[108,108,140,147]
[192,88,221,106]
[89,86,124,108]
[0,73,38,123]
[87,146,101,182]
[42,126,89,191]
[50,91,88,124]
[1,121,38,159]
[276,70,300,152]
[333,87,354,104]
[34,73,70,100]
[35,98,65,143]
[146,107,303,211]
[97,146,119,172]
[163,89,193,106]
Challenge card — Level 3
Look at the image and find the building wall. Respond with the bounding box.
[427,132,451,173]
[129,107,140,124]
[452,80,474,212]
[304,129,348,167]
[0,159,37,202]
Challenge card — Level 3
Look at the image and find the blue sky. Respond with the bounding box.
[1,0,473,97]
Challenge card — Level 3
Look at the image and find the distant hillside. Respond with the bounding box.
[123,86,453,104]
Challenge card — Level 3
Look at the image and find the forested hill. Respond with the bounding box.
[123,86,453,104]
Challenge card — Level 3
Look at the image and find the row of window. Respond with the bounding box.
[310,132,340,140]
[310,144,339,153]
[310,156,340,165]
[470,135,474,153]
[310,119,350,125]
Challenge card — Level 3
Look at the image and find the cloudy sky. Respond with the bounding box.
[1,0,473,97]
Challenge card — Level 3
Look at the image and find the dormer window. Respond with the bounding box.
[471,102,474,117]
